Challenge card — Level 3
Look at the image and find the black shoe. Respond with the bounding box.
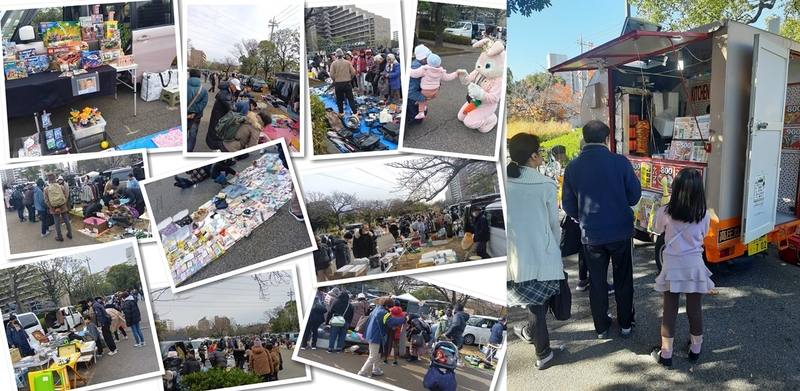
[513,325,534,344]
[686,341,700,362]
[534,345,564,370]
[650,347,673,367]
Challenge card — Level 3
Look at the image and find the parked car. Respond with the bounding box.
[14,312,45,346]
[462,315,506,346]
[250,77,267,92]
[484,201,506,258]
[444,21,486,40]
[0,2,177,84]
[345,223,364,232]
[49,306,83,333]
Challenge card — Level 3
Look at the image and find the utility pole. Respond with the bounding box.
[626,0,631,18]
[269,17,279,40]
[85,256,92,275]
[286,288,295,302]
[576,34,594,91]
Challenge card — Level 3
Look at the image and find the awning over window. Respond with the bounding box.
[548,30,711,73]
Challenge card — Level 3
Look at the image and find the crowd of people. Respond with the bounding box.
[6,170,144,243]
[298,286,505,386]
[507,120,715,369]
[162,333,288,390]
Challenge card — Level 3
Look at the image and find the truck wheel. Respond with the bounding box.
[725,255,755,272]
[654,234,664,272]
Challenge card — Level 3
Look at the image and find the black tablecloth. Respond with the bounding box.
[5,65,117,117]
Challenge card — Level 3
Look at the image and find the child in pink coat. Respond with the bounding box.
[409,54,461,119]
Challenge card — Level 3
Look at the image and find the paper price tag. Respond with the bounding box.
[640,163,651,189]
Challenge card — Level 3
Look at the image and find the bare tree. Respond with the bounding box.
[59,257,86,304]
[387,158,496,202]
[210,318,231,338]
[34,258,69,308]
[0,265,37,312]
[252,271,293,301]
[272,28,300,72]
[231,39,260,75]
[409,280,471,307]
[376,276,416,295]
[217,56,239,75]
[150,287,193,303]
[357,199,383,226]
[326,190,359,229]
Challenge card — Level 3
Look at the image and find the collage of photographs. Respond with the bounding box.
[0,0,509,390]
[7,0,800,390]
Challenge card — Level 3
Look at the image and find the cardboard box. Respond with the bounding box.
[349,264,367,277]
[83,217,108,233]
[25,55,50,74]
[335,265,354,276]
[4,60,28,80]
[40,21,81,47]
[117,55,134,67]
[81,50,102,69]
[9,348,20,363]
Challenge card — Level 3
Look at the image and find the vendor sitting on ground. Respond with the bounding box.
[221,109,271,153]
[174,165,213,189]
[83,201,103,219]
[108,199,134,227]
[211,159,238,187]
[116,185,146,217]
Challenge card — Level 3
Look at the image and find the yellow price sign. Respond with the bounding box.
[640,163,651,189]
[747,235,768,256]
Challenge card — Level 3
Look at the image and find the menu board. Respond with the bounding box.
[627,156,706,193]
[783,83,800,149]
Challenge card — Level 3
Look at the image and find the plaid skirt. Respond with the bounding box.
[507,279,560,307]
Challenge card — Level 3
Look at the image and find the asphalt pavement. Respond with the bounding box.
[81,301,162,387]
[7,85,181,156]
[507,242,800,390]
[143,153,312,287]
[5,209,101,255]
[296,336,495,391]
[402,50,499,158]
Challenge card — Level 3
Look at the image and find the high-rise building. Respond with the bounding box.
[214,316,231,332]
[1,167,29,185]
[0,266,54,313]
[125,247,137,266]
[307,5,391,51]
[445,163,498,204]
[547,52,587,93]
[161,319,175,331]
[198,317,211,331]
[188,48,207,69]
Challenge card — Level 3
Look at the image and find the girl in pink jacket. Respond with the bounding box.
[409,54,461,119]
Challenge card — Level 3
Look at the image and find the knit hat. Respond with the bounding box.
[414,44,431,60]
[390,306,404,317]
[344,232,353,240]
[335,48,344,57]
[330,287,341,297]
[36,178,44,187]
[254,338,262,346]
[427,53,442,67]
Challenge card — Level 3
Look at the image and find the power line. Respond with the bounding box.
[275,5,300,24]
[316,173,392,191]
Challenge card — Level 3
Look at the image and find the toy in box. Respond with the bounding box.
[81,50,102,69]
[101,49,121,65]
[104,21,119,40]
[92,14,103,24]
[48,44,83,72]
[79,16,96,41]
[40,21,81,47]
[117,55,134,67]
[4,60,28,80]
[100,38,120,50]
[2,41,16,60]
[16,48,35,60]
[25,54,50,74]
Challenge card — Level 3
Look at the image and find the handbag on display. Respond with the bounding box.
[548,271,572,321]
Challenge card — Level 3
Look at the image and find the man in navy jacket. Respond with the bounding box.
[89,296,117,355]
[562,120,642,339]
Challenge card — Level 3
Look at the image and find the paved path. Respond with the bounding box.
[401,52,498,158]
[143,153,312,287]
[5,210,100,255]
[296,336,494,391]
[507,243,800,390]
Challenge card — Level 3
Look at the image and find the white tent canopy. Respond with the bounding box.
[393,293,420,303]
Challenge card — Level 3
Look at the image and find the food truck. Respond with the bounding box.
[549,19,800,266]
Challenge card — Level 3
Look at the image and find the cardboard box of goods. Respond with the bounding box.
[335,265,354,276]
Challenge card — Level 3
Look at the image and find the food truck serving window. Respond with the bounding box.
[548,30,711,73]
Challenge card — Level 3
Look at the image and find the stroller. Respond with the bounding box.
[423,339,459,391]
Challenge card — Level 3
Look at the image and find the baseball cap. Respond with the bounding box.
[230,78,241,91]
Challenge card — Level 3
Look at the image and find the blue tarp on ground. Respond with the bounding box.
[116,126,183,150]
[320,95,398,150]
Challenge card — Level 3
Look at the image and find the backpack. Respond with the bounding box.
[215,111,245,142]
[46,184,66,208]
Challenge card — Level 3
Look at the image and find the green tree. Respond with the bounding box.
[630,0,777,31]
[105,264,140,292]
[155,321,167,341]
[22,166,40,181]
[267,301,300,333]
[508,0,553,17]
[33,258,69,309]
[257,40,278,79]
[272,28,300,73]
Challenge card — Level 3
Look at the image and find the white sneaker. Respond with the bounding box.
[124,336,129,340]
[108,350,118,356]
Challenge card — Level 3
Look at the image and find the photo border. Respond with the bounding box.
[304,0,409,161]
[139,139,316,293]
[0,0,185,163]
[182,0,307,158]
[147,262,313,390]
[0,238,167,391]
[397,0,506,162]
[297,154,508,289]
[291,271,507,391]
[0,148,154,260]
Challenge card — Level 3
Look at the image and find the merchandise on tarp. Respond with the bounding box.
[162,153,293,285]
[116,127,183,150]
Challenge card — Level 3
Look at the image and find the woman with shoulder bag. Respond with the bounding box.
[325,291,354,353]
[506,134,567,370]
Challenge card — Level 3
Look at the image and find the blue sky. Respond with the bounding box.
[507,1,780,79]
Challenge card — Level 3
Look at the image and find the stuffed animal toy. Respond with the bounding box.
[457,38,506,133]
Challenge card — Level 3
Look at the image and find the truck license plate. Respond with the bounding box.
[748,235,768,256]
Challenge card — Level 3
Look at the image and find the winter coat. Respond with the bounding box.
[356,55,367,74]
[267,347,281,373]
[181,357,202,375]
[326,296,355,326]
[386,62,401,90]
[187,77,208,118]
[23,187,34,207]
[121,296,141,325]
[489,322,505,345]
[353,228,376,258]
[332,238,351,269]
[84,321,101,343]
[44,184,68,211]
[207,81,236,148]
[222,111,262,152]
[434,317,448,340]
[350,299,370,330]
[6,325,34,356]
[409,65,459,90]
[104,305,125,331]
[34,186,46,211]
[407,314,431,340]
[248,344,273,375]
[443,311,470,338]
[308,298,327,326]
[366,56,377,74]
[209,349,227,368]
[92,301,108,326]
[330,59,355,83]
[472,212,490,242]
[313,244,331,271]
[324,289,339,319]
[363,305,405,345]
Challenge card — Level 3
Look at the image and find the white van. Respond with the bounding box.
[484,201,506,259]
[15,312,45,347]
[444,21,486,40]
[50,306,83,333]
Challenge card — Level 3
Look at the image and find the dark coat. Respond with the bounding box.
[6,325,34,356]
[23,187,34,206]
[313,245,331,271]
[332,238,351,269]
[92,301,108,326]
[472,213,490,242]
[326,296,355,326]
[308,298,326,326]
[121,298,142,325]
[208,349,227,367]
[353,228,376,258]
[181,357,202,375]
[206,81,236,150]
